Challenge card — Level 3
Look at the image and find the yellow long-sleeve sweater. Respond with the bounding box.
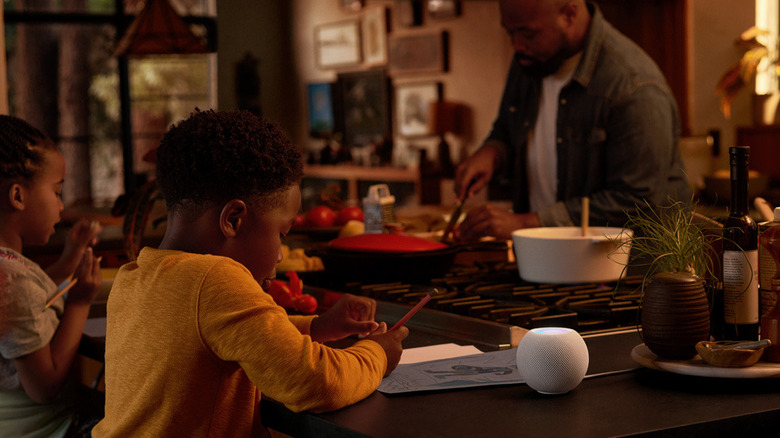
[92,248,386,437]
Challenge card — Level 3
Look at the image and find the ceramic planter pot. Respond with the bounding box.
[641,271,710,360]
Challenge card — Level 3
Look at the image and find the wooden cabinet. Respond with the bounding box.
[736,126,780,179]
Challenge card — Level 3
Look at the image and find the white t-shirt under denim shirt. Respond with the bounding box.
[0,247,75,438]
[527,52,582,212]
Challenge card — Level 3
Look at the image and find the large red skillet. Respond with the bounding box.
[311,233,505,283]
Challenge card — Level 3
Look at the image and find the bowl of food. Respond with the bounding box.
[695,340,770,368]
[511,227,632,284]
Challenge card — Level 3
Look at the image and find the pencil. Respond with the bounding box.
[45,279,78,309]
[388,288,437,332]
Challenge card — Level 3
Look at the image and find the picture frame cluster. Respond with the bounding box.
[308,0,461,163]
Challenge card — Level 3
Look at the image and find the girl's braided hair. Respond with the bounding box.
[0,115,56,182]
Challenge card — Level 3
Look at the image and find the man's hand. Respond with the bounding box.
[310,294,380,343]
[454,143,501,200]
[458,206,540,241]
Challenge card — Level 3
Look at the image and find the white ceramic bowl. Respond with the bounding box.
[511,226,631,284]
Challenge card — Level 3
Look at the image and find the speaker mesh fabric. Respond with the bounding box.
[516,328,589,394]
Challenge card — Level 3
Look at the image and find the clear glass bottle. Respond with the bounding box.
[721,146,759,340]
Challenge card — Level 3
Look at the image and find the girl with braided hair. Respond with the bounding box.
[0,115,103,437]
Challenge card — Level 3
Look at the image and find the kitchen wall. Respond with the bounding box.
[219,0,512,169]
[688,0,754,170]
[216,0,298,136]
[217,0,756,173]
[288,0,512,168]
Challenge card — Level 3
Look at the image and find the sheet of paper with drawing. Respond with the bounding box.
[399,343,482,364]
[378,348,523,394]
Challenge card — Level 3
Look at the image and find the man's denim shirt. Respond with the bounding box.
[485,3,690,227]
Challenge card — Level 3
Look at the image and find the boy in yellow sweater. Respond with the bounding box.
[92,109,407,437]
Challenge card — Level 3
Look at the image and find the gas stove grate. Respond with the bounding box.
[344,261,645,334]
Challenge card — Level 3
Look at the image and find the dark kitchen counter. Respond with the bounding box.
[81,281,780,437]
[261,328,780,437]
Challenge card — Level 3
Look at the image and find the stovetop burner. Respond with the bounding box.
[337,261,644,334]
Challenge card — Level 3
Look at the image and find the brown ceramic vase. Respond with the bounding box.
[641,271,711,360]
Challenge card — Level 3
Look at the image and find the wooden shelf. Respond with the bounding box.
[304,164,420,202]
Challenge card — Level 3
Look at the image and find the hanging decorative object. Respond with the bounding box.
[114,0,208,56]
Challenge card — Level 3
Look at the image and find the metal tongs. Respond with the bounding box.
[441,180,475,242]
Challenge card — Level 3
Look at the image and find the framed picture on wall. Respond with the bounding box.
[388,32,448,74]
[394,0,423,27]
[314,20,362,69]
[362,6,389,66]
[341,0,363,12]
[336,69,390,148]
[427,0,461,19]
[307,82,336,139]
[394,81,442,138]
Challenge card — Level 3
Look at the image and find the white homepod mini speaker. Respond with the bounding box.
[515,327,589,394]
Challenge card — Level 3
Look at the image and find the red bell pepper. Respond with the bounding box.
[267,271,318,314]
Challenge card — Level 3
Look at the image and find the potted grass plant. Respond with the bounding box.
[616,199,721,360]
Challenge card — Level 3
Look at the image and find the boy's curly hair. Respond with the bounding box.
[0,115,57,183]
[155,109,303,213]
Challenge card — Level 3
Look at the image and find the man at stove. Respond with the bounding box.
[454,0,690,241]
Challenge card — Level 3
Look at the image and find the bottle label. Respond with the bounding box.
[724,249,759,324]
[759,244,778,316]
[363,203,383,234]
[759,223,780,316]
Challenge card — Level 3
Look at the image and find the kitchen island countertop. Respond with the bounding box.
[261,329,780,437]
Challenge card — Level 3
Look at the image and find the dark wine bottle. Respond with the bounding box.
[722,146,760,340]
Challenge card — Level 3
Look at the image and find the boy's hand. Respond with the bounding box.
[310,294,380,343]
[66,247,103,306]
[365,322,408,376]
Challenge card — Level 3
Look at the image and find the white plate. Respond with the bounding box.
[631,343,780,379]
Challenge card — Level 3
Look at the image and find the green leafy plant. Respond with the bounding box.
[614,199,720,283]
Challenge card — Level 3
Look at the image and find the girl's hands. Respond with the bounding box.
[16,242,102,403]
[310,294,380,343]
[62,219,102,263]
[66,247,102,306]
[47,219,102,285]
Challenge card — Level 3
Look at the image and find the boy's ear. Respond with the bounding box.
[219,199,247,238]
[7,183,25,211]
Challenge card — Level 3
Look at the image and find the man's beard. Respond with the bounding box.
[516,34,573,77]
[517,53,567,77]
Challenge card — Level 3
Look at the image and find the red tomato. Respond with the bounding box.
[292,213,306,228]
[293,294,318,314]
[335,206,364,225]
[305,206,337,228]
